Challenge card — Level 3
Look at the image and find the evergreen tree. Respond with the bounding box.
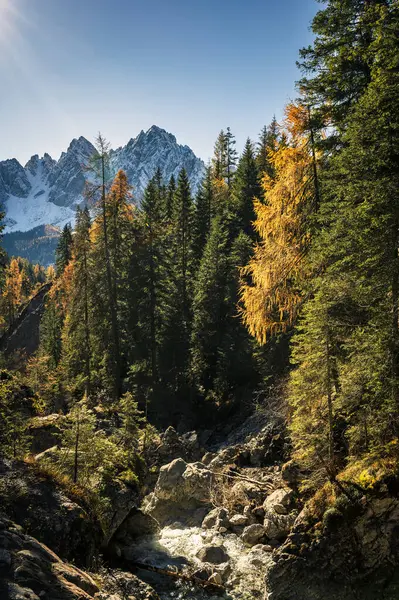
[159,169,195,392]
[298,0,389,138]
[231,138,261,237]
[55,223,73,276]
[212,130,227,181]
[257,117,279,178]
[165,174,176,220]
[288,6,399,485]
[192,165,214,264]
[191,216,229,394]
[40,294,63,369]
[61,207,92,397]
[90,168,134,399]
[225,127,238,190]
[136,174,167,390]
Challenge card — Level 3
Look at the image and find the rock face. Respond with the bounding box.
[0,514,158,600]
[143,458,213,526]
[2,126,205,238]
[0,283,52,360]
[0,458,101,567]
[0,159,30,202]
[149,426,203,467]
[110,126,204,201]
[47,137,96,207]
[0,513,99,600]
[266,493,399,600]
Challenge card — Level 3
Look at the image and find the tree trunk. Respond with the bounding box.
[101,155,121,400]
[325,327,335,473]
[73,408,80,484]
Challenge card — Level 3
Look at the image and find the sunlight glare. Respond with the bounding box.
[0,0,19,47]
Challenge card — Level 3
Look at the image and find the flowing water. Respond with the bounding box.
[126,525,273,600]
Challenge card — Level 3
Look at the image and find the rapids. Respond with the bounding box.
[126,525,273,600]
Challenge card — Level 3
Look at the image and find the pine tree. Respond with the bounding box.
[231,138,261,237]
[165,174,176,220]
[159,169,195,392]
[55,223,73,276]
[257,117,279,178]
[298,0,388,138]
[90,168,134,399]
[192,165,214,264]
[136,173,167,389]
[40,294,63,369]
[225,127,238,191]
[212,130,227,181]
[191,216,229,394]
[288,5,399,484]
[61,207,92,397]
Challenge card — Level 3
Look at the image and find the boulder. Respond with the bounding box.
[229,514,247,527]
[202,507,230,530]
[111,509,159,547]
[143,459,213,526]
[241,523,265,546]
[102,478,140,544]
[96,569,159,600]
[243,505,257,524]
[196,544,229,564]
[263,488,294,515]
[154,427,203,465]
[263,510,297,540]
[201,452,216,465]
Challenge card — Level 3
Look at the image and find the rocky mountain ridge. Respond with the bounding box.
[1,126,205,235]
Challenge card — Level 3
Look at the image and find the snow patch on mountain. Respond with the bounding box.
[1,127,205,234]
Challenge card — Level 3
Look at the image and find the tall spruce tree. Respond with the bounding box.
[55,223,73,277]
[231,138,261,237]
[257,117,279,178]
[191,216,229,394]
[192,165,214,264]
[159,169,194,393]
[61,207,92,397]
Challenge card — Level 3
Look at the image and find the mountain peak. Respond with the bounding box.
[145,125,176,144]
[67,136,93,154]
[1,127,205,236]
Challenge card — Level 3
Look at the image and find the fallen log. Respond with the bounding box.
[104,552,225,594]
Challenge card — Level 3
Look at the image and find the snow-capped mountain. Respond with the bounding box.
[1,126,205,234]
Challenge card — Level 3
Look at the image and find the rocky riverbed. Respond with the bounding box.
[3,411,399,600]
[109,414,293,600]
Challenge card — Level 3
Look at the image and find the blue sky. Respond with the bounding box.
[0,0,319,164]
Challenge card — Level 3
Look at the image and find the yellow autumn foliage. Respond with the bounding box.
[240,102,319,344]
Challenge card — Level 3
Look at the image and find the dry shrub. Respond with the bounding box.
[208,468,264,513]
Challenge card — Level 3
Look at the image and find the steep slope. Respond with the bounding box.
[1,126,205,236]
[3,224,61,265]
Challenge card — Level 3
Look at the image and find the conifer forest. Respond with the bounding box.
[1,2,399,600]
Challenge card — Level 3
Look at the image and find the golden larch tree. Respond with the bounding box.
[240,102,320,344]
